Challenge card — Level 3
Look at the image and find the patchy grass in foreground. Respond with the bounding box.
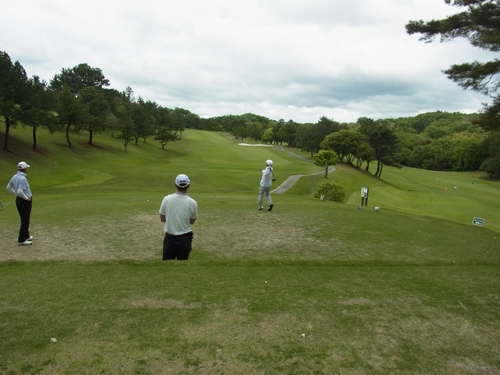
[1,196,499,374]
[1,262,499,375]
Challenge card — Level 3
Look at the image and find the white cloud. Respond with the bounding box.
[1,0,495,123]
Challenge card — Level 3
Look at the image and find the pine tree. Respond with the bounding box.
[406,0,500,130]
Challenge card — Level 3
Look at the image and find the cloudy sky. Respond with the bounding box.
[2,0,496,123]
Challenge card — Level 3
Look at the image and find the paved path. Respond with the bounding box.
[270,146,335,195]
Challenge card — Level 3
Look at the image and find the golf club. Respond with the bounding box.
[0,199,15,212]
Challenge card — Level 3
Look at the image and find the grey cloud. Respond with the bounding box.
[1,0,492,124]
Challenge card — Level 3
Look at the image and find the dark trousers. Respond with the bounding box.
[16,197,32,243]
[163,232,193,260]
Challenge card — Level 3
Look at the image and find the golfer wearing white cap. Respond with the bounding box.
[258,159,274,211]
[6,161,33,245]
[159,174,198,260]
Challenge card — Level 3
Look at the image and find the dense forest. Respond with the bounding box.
[1,51,499,179]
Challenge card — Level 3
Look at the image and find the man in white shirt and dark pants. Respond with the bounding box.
[159,174,198,260]
[6,161,33,245]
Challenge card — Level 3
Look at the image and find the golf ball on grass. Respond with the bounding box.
[375,206,380,211]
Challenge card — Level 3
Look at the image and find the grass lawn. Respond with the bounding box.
[0,127,499,374]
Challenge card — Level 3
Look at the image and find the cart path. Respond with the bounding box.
[270,146,335,195]
[270,166,335,195]
[238,143,336,195]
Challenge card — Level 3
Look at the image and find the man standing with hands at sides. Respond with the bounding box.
[258,159,274,211]
[159,174,198,260]
[6,161,33,245]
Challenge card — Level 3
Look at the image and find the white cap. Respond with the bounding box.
[18,161,30,170]
[175,174,190,188]
[266,159,273,166]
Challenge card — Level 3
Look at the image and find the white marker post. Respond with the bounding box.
[361,186,369,207]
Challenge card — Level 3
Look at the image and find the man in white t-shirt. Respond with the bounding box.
[159,174,198,260]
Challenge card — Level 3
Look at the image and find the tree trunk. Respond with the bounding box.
[378,163,384,178]
[32,126,37,149]
[3,117,11,151]
[375,161,381,177]
[374,161,384,178]
[324,164,329,178]
[66,123,73,147]
[88,129,93,145]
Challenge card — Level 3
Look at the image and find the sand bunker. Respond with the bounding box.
[238,143,274,147]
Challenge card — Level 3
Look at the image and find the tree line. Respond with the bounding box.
[1,50,499,179]
[204,111,497,179]
[0,52,195,153]
[405,0,500,178]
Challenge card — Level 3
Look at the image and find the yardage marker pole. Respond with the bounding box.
[361,187,369,207]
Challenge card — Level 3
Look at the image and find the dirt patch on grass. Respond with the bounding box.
[0,208,346,262]
[0,212,161,262]
[449,360,500,375]
[194,209,344,261]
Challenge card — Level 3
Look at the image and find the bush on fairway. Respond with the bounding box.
[314,180,346,203]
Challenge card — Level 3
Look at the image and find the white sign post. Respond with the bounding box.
[472,217,484,227]
[360,186,369,206]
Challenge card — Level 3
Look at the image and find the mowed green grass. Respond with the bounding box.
[0,126,499,375]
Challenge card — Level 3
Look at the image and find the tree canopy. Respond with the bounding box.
[406,0,500,131]
[313,150,339,179]
[0,52,31,151]
[50,63,110,95]
[406,1,500,177]
[321,129,368,164]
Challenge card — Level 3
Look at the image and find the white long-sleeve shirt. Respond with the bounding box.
[6,171,32,200]
[260,166,274,187]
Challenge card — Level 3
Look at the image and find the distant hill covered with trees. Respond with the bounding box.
[1,51,499,179]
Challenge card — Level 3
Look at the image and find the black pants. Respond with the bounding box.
[163,232,193,260]
[16,197,32,243]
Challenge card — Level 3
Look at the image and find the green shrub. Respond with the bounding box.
[314,180,346,203]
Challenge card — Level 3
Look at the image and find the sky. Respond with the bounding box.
[1,0,496,124]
